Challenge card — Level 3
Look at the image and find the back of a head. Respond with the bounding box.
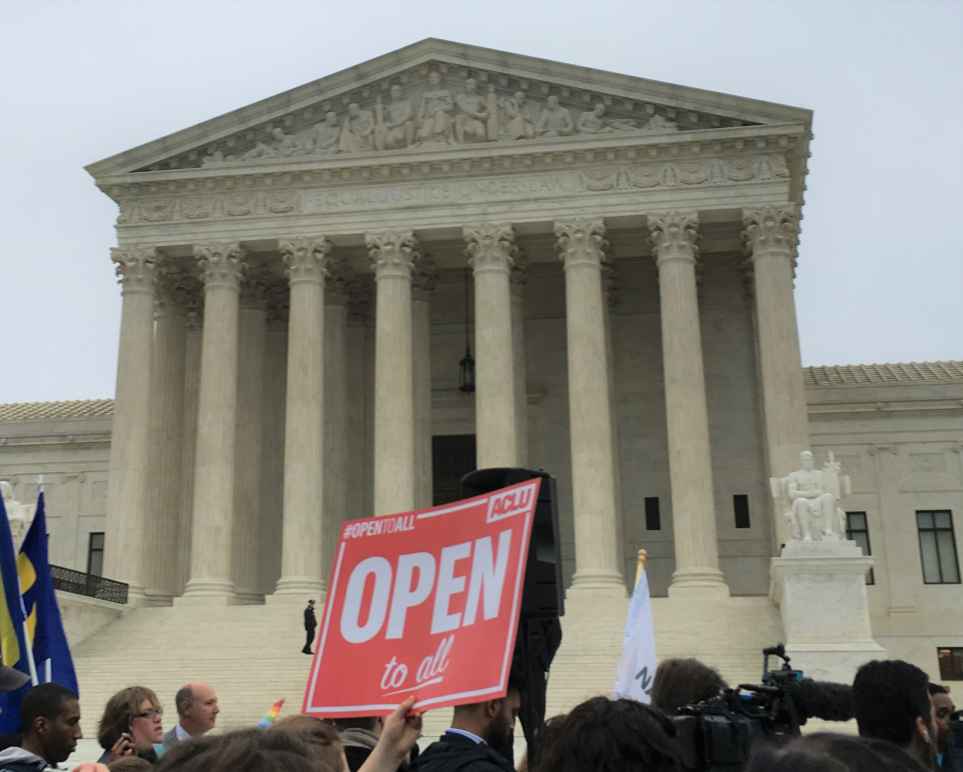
[650,658,728,715]
[268,714,342,769]
[331,716,378,733]
[21,683,76,734]
[534,696,681,772]
[746,733,928,772]
[853,660,930,746]
[155,728,334,772]
[107,756,154,772]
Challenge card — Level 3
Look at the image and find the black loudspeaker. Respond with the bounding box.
[460,467,564,768]
[460,467,564,620]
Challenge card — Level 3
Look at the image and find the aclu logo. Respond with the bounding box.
[486,482,538,524]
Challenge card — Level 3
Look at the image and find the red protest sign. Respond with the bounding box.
[302,478,540,717]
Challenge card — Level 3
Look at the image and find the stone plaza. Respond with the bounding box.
[1,39,961,730]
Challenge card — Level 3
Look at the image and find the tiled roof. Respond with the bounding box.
[0,399,114,423]
[805,361,963,387]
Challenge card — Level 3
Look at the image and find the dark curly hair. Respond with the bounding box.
[650,658,728,715]
[534,697,682,772]
[746,732,929,772]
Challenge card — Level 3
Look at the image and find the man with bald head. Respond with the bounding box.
[161,683,219,751]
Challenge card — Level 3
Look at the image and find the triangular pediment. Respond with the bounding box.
[87,39,811,179]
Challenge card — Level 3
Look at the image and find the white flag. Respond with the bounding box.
[614,566,657,703]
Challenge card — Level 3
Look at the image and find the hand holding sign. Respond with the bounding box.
[303,479,540,716]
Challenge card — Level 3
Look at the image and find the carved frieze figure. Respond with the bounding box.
[417,70,454,146]
[311,111,342,155]
[578,102,638,133]
[770,450,851,542]
[454,78,490,143]
[502,91,534,140]
[339,103,375,153]
[376,85,415,150]
[642,113,678,132]
[243,127,299,160]
[536,95,574,137]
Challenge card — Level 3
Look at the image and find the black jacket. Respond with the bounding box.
[304,605,317,630]
[411,732,513,772]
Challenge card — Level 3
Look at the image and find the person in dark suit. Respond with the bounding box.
[303,599,317,654]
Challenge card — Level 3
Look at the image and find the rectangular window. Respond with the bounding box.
[846,512,875,585]
[86,532,105,577]
[644,497,661,531]
[938,647,963,681]
[917,510,961,584]
[733,495,751,529]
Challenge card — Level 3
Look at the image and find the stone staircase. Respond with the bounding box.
[71,592,784,746]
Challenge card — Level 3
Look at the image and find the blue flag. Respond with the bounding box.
[19,493,77,694]
[0,493,34,732]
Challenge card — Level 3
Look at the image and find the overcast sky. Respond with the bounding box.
[2,1,960,403]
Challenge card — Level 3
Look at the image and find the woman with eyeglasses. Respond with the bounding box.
[96,686,165,764]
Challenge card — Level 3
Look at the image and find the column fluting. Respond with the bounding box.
[412,256,437,509]
[555,219,624,591]
[104,246,157,603]
[275,237,331,596]
[649,211,728,596]
[367,230,419,515]
[465,223,519,469]
[183,242,246,601]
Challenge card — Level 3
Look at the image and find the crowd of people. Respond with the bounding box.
[0,655,956,772]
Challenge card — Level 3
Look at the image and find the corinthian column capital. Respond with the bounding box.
[555,218,608,269]
[280,237,332,285]
[649,211,700,265]
[366,230,419,278]
[111,245,158,294]
[464,223,517,272]
[194,242,246,290]
[742,205,800,259]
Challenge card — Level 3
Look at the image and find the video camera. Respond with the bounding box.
[672,644,853,772]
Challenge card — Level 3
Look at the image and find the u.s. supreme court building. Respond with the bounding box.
[2,40,962,725]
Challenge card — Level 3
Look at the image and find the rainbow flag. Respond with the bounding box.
[257,698,285,729]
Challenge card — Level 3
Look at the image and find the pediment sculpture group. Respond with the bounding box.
[201,71,680,167]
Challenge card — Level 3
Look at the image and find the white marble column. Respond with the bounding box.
[232,273,268,602]
[182,242,246,602]
[346,278,374,519]
[649,212,728,596]
[602,261,626,576]
[259,286,288,595]
[145,267,188,604]
[743,206,810,546]
[510,255,529,467]
[275,237,331,597]
[555,219,624,592]
[465,223,519,469]
[177,295,203,595]
[367,230,418,515]
[104,246,157,602]
[412,256,437,509]
[322,267,349,580]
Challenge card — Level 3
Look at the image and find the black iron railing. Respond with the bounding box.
[51,564,128,604]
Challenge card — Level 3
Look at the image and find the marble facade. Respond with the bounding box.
[1,41,962,685]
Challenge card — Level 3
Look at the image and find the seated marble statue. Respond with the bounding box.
[377,85,415,150]
[1,481,32,543]
[454,78,489,143]
[536,95,574,137]
[501,91,534,140]
[311,111,342,155]
[417,70,454,146]
[771,451,850,542]
[339,103,375,154]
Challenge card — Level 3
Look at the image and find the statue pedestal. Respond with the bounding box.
[770,540,886,683]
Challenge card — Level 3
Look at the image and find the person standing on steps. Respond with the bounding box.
[303,599,317,654]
